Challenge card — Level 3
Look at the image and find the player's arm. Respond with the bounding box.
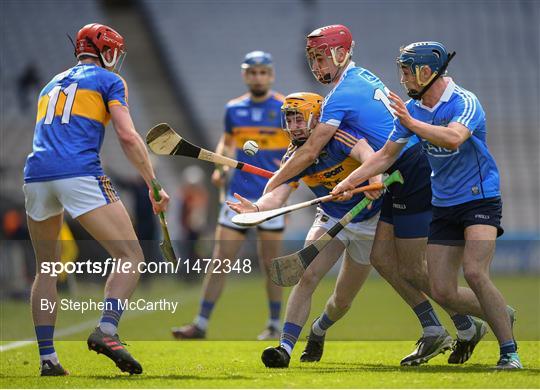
[264,122,337,193]
[211,133,235,187]
[110,105,169,213]
[332,140,405,197]
[388,91,470,149]
[227,183,294,214]
[347,139,383,200]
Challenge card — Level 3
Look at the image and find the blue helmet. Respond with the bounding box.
[241,51,273,69]
[398,41,450,74]
[397,41,456,99]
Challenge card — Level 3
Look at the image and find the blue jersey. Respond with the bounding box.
[225,92,288,199]
[321,62,396,152]
[285,130,381,223]
[24,63,128,182]
[389,79,500,207]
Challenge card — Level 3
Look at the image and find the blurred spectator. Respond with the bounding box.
[177,165,209,281]
[17,64,41,112]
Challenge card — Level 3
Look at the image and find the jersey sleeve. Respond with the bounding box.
[450,94,484,133]
[280,145,300,189]
[105,74,128,108]
[388,119,414,143]
[320,90,348,128]
[224,106,233,134]
[333,129,362,157]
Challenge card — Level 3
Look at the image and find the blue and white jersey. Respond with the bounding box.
[320,62,398,152]
[389,79,500,207]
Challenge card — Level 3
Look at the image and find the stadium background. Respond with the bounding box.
[0,0,538,348]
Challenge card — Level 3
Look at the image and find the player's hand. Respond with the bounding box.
[331,179,356,201]
[226,193,258,214]
[388,91,416,129]
[365,175,384,200]
[211,167,227,187]
[149,188,170,214]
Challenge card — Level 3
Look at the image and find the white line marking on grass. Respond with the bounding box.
[0,319,96,352]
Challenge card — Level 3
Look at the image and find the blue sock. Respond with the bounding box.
[451,314,474,330]
[280,322,302,356]
[413,300,443,331]
[500,340,517,355]
[35,325,56,360]
[312,312,335,339]
[269,301,281,328]
[194,300,215,330]
[99,298,124,335]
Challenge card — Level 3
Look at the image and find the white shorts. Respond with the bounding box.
[218,193,285,232]
[23,175,119,221]
[308,207,379,265]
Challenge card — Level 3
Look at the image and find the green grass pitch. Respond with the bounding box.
[1,275,539,388]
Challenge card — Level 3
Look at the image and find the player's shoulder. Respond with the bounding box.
[226,93,250,108]
[270,91,286,102]
[452,83,481,105]
[281,143,297,164]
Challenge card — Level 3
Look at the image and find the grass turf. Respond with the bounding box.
[1,275,539,388]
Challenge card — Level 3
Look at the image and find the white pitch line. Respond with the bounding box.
[0,319,97,352]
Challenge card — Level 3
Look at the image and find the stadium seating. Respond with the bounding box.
[141,0,539,232]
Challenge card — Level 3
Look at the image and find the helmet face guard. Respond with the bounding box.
[306,45,350,84]
[306,25,354,85]
[397,42,456,100]
[281,93,323,146]
[75,23,126,73]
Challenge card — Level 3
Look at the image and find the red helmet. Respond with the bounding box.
[75,23,126,71]
[306,25,354,84]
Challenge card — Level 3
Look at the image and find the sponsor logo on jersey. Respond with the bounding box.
[422,141,459,157]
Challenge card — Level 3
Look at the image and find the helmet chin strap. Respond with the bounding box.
[406,51,456,100]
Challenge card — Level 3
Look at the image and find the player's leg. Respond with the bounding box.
[462,224,521,369]
[256,227,284,340]
[23,180,68,376]
[52,175,144,374]
[394,235,487,364]
[76,200,145,374]
[27,214,68,376]
[261,224,345,368]
[301,252,371,362]
[370,220,452,366]
[172,224,246,339]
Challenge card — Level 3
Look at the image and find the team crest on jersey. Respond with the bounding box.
[267,110,277,121]
[251,108,263,122]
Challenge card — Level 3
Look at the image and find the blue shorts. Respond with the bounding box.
[428,197,504,246]
[379,143,432,239]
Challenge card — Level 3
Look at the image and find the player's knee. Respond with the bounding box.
[430,284,456,307]
[298,269,321,292]
[370,252,389,276]
[463,266,488,287]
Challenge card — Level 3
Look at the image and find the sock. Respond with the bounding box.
[194,300,214,331]
[413,300,445,336]
[99,298,124,336]
[312,312,335,339]
[268,301,281,329]
[451,314,476,340]
[500,340,517,355]
[279,322,302,356]
[35,325,58,364]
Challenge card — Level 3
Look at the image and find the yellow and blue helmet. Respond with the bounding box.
[397,41,456,99]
